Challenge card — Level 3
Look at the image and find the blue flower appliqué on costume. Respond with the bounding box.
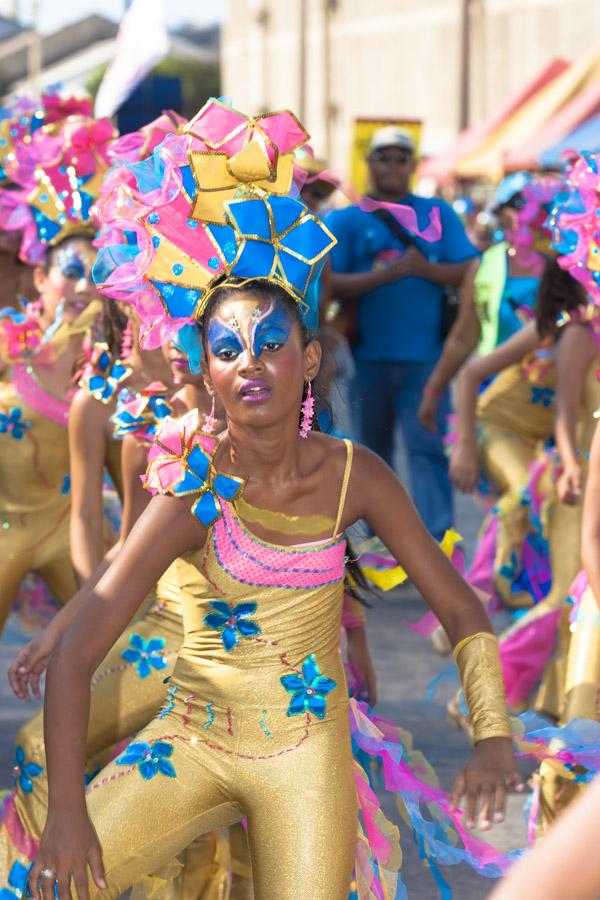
[13,745,43,793]
[121,633,169,679]
[0,860,30,900]
[281,654,336,719]
[530,386,555,408]
[0,408,30,440]
[203,600,260,651]
[115,740,176,780]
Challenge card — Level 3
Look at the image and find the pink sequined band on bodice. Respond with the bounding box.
[212,502,346,589]
[13,363,70,427]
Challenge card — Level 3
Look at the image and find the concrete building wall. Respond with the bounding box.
[222,0,600,171]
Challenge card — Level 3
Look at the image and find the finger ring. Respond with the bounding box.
[40,868,56,879]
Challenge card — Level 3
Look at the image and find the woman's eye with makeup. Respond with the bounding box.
[216,347,239,361]
[60,264,86,280]
[262,341,282,352]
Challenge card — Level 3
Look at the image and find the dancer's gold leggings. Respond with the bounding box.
[479,421,539,608]
[84,658,357,900]
[0,567,252,898]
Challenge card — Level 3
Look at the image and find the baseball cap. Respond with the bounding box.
[369,126,415,155]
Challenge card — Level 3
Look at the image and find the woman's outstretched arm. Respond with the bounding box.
[346,446,524,829]
[450,320,540,493]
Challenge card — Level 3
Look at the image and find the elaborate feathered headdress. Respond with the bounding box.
[93,98,336,346]
[0,113,116,263]
[547,151,600,305]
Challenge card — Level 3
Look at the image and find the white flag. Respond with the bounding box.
[94,0,169,118]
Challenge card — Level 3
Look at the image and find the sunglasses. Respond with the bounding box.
[370,149,413,165]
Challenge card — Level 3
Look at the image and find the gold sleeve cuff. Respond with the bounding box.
[453,632,513,744]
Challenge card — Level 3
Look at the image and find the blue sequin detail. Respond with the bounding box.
[203,600,261,651]
[13,745,43,794]
[60,475,71,495]
[158,685,177,719]
[1,860,30,900]
[186,218,198,229]
[208,256,220,269]
[203,702,215,729]
[172,263,184,276]
[152,236,161,248]
[259,710,274,738]
[116,740,176,780]
[280,654,336,720]
[148,212,160,224]
[121,634,169,679]
[163,284,174,297]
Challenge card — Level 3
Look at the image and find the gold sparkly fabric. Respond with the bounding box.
[0,559,253,900]
[82,488,357,899]
[0,379,76,629]
[454,633,513,743]
[476,355,556,608]
[564,586,600,722]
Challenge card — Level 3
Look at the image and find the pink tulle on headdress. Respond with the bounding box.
[549,152,600,304]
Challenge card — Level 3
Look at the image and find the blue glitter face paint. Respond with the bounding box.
[207,319,243,360]
[208,299,295,362]
[250,302,294,359]
[54,245,93,281]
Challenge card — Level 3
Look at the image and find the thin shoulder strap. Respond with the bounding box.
[333,439,354,537]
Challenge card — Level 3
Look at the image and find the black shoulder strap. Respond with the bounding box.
[371,207,417,249]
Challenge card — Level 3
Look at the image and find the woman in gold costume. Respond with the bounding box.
[22,99,522,900]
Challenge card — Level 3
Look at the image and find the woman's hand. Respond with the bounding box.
[450,440,479,494]
[8,627,60,701]
[418,390,439,433]
[346,627,378,706]
[557,461,583,505]
[28,811,106,900]
[450,736,525,830]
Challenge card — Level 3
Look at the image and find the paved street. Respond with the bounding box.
[0,491,531,898]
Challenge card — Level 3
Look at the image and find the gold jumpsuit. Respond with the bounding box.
[472,348,556,608]
[78,441,357,900]
[0,558,251,898]
[0,365,76,629]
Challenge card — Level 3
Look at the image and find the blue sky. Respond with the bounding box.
[1,0,226,33]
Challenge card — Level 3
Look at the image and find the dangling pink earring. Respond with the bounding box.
[203,397,217,433]
[299,381,314,438]
[120,319,133,359]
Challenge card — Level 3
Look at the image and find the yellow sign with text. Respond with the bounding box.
[350,118,422,196]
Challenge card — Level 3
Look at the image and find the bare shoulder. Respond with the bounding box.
[69,387,112,433]
[139,491,207,550]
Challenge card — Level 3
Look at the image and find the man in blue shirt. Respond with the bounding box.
[327,127,478,539]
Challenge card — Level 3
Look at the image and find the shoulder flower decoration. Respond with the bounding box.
[79,341,131,404]
[203,600,261,651]
[13,745,43,793]
[145,409,244,526]
[0,307,42,360]
[121,633,169,679]
[281,654,336,719]
[111,381,173,441]
[115,739,176,780]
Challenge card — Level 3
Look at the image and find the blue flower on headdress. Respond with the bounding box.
[203,600,261,651]
[121,633,169,679]
[0,407,30,439]
[280,654,336,719]
[531,386,555,408]
[13,745,43,793]
[115,740,176,780]
[222,195,336,305]
[1,860,30,900]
